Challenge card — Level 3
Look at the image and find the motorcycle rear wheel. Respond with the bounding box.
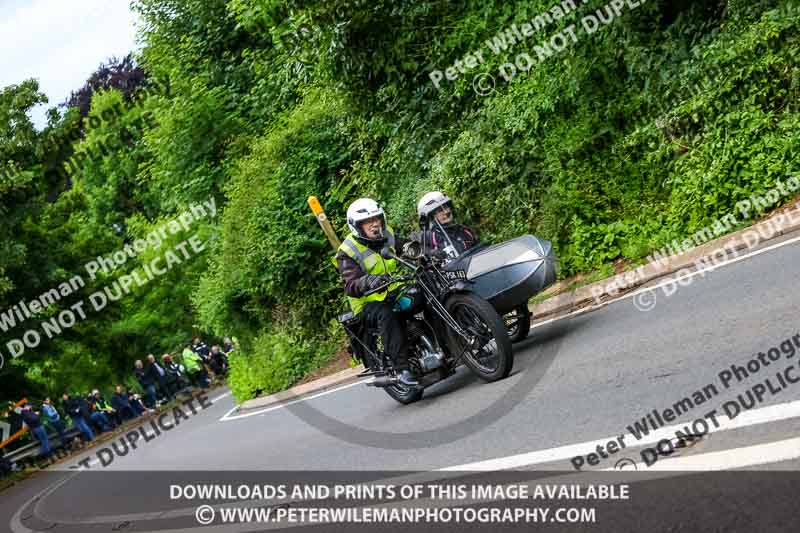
[445,293,514,382]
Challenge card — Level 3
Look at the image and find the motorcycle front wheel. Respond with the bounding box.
[444,293,514,382]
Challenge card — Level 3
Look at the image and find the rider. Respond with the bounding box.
[416,191,479,259]
[336,198,418,386]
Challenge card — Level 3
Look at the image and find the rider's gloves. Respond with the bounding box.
[362,274,391,293]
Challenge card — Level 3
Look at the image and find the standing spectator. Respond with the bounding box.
[134,359,158,408]
[192,336,210,361]
[181,345,210,388]
[111,386,137,421]
[20,404,53,463]
[41,398,68,449]
[222,337,235,356]
[161,354,185,396]
[63,393,94,443]
[147,354,172,402]
[210,345,229,377]
[192,337,213,372]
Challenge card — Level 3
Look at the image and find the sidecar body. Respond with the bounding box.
[442,235,557,315]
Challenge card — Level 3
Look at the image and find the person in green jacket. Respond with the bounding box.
[181,345,209,388]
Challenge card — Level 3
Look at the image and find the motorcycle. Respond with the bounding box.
[337,244,514,405]
[418,220,558,343]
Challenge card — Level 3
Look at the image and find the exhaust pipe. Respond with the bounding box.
[366,376,396,388]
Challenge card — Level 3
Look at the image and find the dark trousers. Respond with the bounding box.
[31,426,52,458]
[164,377,181,397]
[90,412,112,433]
[361,301,409,371]
[189,369,210,388]
[73,417,94,442]
[47,419,68,447]
[157,377,174,401]
[130,400,146,416]
[118,405,136,420]
[143,384,157,408]
[105,410,123,427]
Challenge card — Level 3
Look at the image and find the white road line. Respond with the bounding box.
[604,435,800,471]
[219,379,371,422]
[439,397,800,471]
[210,390,232,403]
[531,232,800,329]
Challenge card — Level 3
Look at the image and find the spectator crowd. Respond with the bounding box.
[1,337,234,468]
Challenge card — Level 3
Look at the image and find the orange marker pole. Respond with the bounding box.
[0,398,29,450]
[308,196,341,250]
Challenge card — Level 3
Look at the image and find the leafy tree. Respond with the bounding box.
[63,53,148,118]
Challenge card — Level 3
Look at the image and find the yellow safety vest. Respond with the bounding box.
[338,227,403,315]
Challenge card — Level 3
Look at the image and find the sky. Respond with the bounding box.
[0,0,140,129]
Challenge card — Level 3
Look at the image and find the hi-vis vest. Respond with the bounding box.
[338,227,403,315]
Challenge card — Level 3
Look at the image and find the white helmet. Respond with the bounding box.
[346,198,386,242]
[417,191,453,224]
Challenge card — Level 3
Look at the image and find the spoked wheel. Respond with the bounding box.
[353,327,423,405]
[504,304,532,343]
[445,293,513,382]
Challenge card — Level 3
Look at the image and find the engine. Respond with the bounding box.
[408,320,446,373]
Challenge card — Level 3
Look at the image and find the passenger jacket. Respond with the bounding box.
[413,223,478,257]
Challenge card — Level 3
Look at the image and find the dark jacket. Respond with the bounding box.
[63,397,79,420]
[335,235,408,299]
[111,393,131,412]
[64,396,92,422]
[192,342,210,359]
[78,398,93,420]
[20,409,42,429]
[135,367,152,387]
[414,224,478,257]
[164,362,182,384]
[211,351,228,372]
[6,408,23,434]
[135,364,160,386]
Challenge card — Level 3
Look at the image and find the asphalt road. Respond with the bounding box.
[3,230,800,532]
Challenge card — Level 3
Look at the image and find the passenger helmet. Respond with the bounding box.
[347,198,387,243]
[417,191,453,226]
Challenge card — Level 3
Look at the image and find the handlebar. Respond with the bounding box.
[360,241,452,297]
[362,275,414,297]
